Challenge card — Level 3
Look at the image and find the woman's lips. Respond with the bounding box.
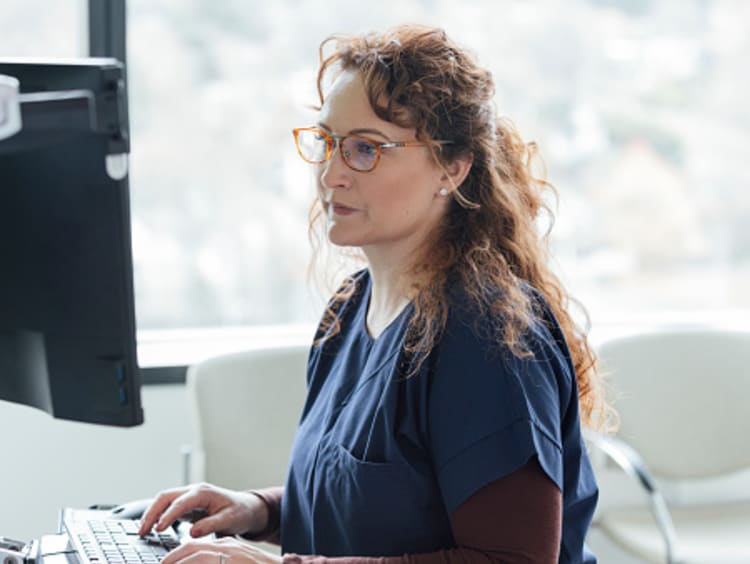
[331,203,358,216]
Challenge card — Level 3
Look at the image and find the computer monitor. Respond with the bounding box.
[0,58,143,426]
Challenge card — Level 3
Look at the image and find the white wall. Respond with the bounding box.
[0,384,191,541]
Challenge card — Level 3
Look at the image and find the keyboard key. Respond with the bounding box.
[64,513,181,564]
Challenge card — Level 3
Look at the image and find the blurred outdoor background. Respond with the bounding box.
[4,0,749,337]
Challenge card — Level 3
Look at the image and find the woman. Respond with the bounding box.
[143,25,607,564]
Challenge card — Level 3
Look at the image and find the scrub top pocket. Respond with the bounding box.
[321,440,437,554]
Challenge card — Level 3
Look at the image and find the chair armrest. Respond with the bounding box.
[584,430,683,564]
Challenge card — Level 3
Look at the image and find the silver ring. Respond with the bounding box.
[218,554,227,564]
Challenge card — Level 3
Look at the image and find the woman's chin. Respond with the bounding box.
[327,226,362,248]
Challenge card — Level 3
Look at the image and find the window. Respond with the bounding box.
[1,0,86,57]
[7,0,749,341]
[127,0,750,336]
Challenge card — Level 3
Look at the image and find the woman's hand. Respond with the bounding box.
[161,537,282,564]
[138,483,269,538]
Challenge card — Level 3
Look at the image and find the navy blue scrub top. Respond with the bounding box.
[281,270,598,562]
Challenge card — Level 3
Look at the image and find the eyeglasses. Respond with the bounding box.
[292,127,453,173]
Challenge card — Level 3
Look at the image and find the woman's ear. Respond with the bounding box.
[442,155,473,191]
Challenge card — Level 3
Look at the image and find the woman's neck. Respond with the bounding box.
[362,249,413,339]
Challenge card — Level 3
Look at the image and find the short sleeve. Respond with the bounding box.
[428,305,572,514]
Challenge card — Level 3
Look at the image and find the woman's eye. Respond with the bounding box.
[356,141,377,155]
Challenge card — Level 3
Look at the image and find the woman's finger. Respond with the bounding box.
[169,553,209,564]
[164,538,279,564]
[187,490,256,537]
[188,510,231,538]
[154,487,214,532]
[161,539,223,564]
[138,488,187,536]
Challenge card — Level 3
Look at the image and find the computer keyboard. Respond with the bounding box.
[62,509,180,564]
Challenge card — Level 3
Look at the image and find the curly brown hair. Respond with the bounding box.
[307,24,610,430]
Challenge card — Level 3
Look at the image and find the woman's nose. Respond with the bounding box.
[320,141,351,190]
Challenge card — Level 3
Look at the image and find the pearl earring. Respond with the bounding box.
[439,188,448,197]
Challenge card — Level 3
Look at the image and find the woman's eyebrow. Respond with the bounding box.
[317,122,392,141]
[351,128,392,140]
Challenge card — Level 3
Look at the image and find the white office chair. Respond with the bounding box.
[587,330,750,564]
[185,345,309,491]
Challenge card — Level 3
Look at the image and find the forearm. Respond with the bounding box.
[242,486,284,545]
[282,547,542,564]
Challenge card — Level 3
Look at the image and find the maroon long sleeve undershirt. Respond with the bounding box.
[247,458,562,564]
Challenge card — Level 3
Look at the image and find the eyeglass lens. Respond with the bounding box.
[296,129,378,171]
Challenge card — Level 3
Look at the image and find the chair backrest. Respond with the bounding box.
[597,330,750,480]
[186,345,309,490]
